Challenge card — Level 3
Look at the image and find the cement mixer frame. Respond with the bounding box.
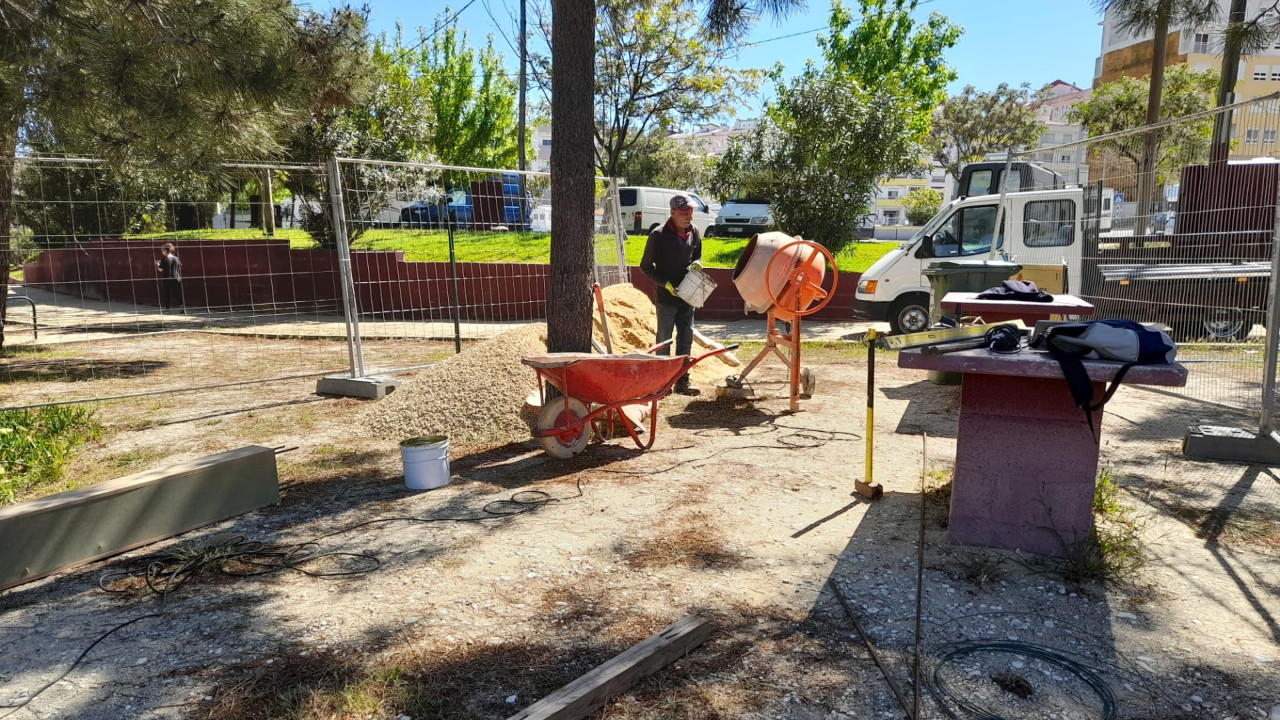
[725,236,838,412]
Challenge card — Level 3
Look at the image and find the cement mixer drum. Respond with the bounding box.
[731,231,834,319]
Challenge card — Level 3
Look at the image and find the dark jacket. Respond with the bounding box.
[160,254,182,281]
[640,219,701,304]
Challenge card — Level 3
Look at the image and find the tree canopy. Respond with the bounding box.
[708,0,955,253]
[901,187,942,225]
[821,0,961,143]
[531,0,765,178]
[1066,63,1219,179]
[929,83,1048,181]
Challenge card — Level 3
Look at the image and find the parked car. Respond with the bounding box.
[400,188,472,228]
[400,175,532,229]
[711,196,774,237]
[619,186,715,236]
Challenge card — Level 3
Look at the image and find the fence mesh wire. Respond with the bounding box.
[1006,95,1280,416]
[2,156,627,410]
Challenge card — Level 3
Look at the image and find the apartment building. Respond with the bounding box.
[1093,0,1280,160]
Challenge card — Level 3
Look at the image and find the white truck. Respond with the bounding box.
[852,184,1270,341]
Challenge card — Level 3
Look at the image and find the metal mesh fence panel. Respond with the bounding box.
[1,156,358,410]
[333,158,627,372]
[1003,95,1280,415]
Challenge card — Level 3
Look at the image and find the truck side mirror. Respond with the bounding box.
[914,235,933,259]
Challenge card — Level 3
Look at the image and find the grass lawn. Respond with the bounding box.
[124,228,898,273]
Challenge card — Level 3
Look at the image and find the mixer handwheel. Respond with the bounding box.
[764,240,838,317]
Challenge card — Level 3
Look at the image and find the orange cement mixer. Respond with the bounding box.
[731,231,833,320]
[725,232,837,412]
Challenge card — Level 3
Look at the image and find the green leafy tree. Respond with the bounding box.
[714,71,923,254]
[421,18,520,168]
[618,133,714,191]
[708,0,953,254]
[1066,64,1218,180]
[820,0,961,143]
[2,1,368,345]
[901,187,942,225]
[531,0,764,179]
[930,84,1048,181]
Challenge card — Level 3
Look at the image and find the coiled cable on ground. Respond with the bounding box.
[930,640,1119,720]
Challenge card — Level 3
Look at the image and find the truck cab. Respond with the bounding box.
[853,188,1083,334]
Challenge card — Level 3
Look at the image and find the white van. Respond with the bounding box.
[618,186,716,236]
[712,196,774,237]
[853,188,1084,335]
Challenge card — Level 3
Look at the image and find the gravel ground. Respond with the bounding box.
[1,353,1278,720]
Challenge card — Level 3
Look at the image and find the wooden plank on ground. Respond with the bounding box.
[506,615,711,720]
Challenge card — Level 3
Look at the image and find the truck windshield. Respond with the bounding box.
[901,202,952,248]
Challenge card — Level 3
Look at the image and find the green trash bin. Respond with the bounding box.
[920,260,1023,385]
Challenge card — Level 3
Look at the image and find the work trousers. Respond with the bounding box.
[655,299,694,358]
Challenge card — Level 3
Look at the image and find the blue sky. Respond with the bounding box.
[305,0,1105,118]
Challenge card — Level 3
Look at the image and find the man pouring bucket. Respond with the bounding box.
[640,192,706,396]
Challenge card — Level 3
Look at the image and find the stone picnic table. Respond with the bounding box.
[899,346,1187,557]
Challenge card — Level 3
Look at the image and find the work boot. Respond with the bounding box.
[674,376,701,396]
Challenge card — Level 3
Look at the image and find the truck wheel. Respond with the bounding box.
[889,295,930,335]
[1174,309,1252,342]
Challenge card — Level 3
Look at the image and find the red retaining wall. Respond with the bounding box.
[23,241,860,322]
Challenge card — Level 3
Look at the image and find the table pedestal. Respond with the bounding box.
[950,373,1104,557]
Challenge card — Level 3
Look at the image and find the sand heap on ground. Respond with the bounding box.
[361,323,547,448]
[592,284,737,386]
[360,284,737,449]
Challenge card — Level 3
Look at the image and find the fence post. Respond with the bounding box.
[1258,181,1280,437]
[448,220,462,355]
[609,177,627,283]
[326,156,365,379]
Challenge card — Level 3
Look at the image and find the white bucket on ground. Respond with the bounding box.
[676,267,717,308]
[400,435,450,490]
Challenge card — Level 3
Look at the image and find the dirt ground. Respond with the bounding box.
[1,332,1279,720]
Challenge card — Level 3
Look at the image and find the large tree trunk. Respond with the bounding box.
[0,114,19,350]
[1211,0,1248,165]
[546,0,596,354]
[1137,6,1171,228]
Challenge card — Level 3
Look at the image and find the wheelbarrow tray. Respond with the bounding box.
[521,352,689,405]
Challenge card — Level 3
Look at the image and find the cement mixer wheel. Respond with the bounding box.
[537,396,590,459]
[799,367,815,397]
[765,240,837,316]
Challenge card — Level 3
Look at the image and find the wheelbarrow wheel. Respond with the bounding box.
[537,396,590,459]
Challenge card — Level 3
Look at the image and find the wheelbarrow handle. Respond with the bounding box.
[645,339,674,354]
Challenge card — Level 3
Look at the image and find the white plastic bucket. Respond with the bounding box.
[676,267,717,308]
[400,435,451,490]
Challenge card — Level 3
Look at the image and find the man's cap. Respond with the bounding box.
[669,193,694,211]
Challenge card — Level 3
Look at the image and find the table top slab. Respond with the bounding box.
[898,347,1188,386]
[940,292,1095,315]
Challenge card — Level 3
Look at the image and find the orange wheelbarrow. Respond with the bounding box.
[522,341,739,458]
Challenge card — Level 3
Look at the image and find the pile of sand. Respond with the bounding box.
[359,283,737,449]
[592,284,736,386]
[361,323,547,447]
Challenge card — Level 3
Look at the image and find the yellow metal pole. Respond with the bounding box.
[856,328,883,499]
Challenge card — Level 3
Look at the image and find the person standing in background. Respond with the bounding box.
[639,193,703,396]
[156,242,184,313]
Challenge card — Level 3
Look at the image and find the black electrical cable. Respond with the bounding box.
[984,325,1024,354]
[929,641,1119,720]
[0,479,583,719]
